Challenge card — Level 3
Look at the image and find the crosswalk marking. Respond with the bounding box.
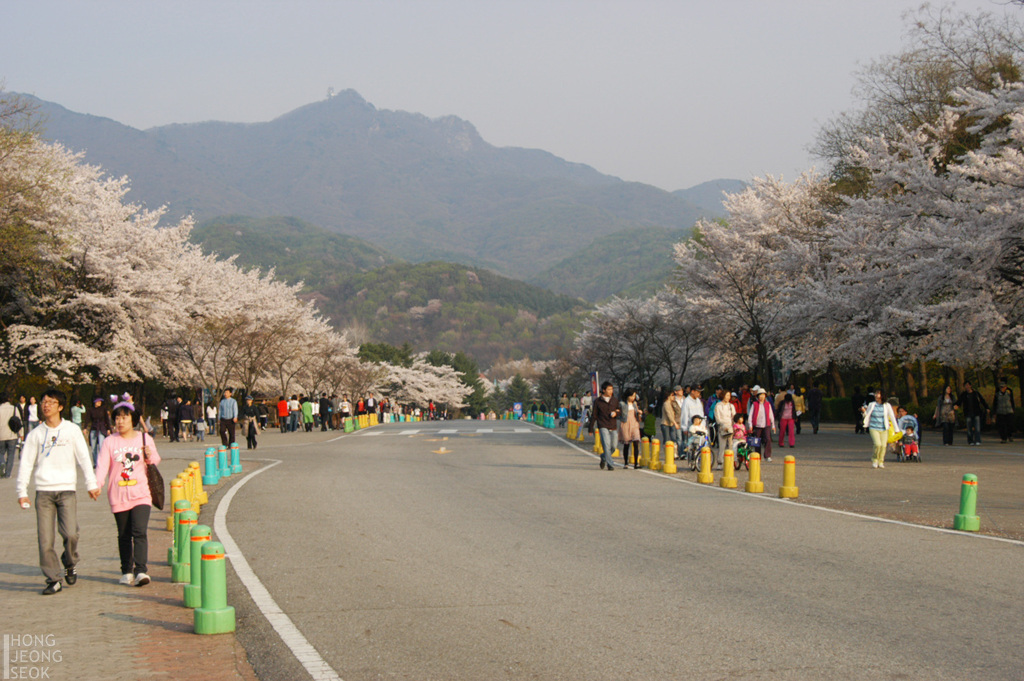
[399,429,420,435]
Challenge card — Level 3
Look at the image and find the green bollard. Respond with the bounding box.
[184,524,212,608]
[202,447,220,485]
[172,510,198,583]
[230,442,242,474]
[168,499,191,564]
[953,474,981,531]
[194,541,236,634]
[344,417,354,433]
[217,446,230,478]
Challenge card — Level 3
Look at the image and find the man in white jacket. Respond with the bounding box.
[16,389,100,595]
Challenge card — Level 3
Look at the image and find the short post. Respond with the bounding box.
[168,497,190,563]
[779,455,799,498]
[953,474,980,531]
[593,434,603,455]
[640,437,650,468]
[172,510,198,583]
[648,439,661,471]
[217,446,230,479]
[663,441,677,474]
[202,447,220,486]
[184,524,212,608]
[745,452,764,493]
[720,450,737,489]
[190,461,208,506]
[230,443,242,474]
[167,478,186,532]
[193,541,236,634]
[697,446,714,484]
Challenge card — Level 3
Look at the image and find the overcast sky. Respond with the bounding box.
[2,0,1013,191]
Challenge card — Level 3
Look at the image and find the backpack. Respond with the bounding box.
[8,414,22,432]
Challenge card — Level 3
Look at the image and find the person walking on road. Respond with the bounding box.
[241,395,260,450]
[956,382,988,446]
[589,382,620,471]
[218,388,239,447]
[95,396,160,587]
[778,392,797,448]
[806,384,823,434]
[747,387,776,462]
[618,388,643,469]
[714,391,737,468]
[16,388,100,595]
[993,382,1016,443]
[934,385,958,446]
[863,390,898,469]
[0,392,23,478]
[661,386,683,455]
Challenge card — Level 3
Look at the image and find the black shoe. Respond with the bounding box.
[65,567,77,585]
[606,464,614,471]
[600,460,606,469]
[42,581,62,595]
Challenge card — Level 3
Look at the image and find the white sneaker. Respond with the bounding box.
[134,573,150,586]
[119,573,135,586]
[878,462,885,468]
[872,462,878,468]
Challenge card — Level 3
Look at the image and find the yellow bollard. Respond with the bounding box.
[779,455,798,498]
[720,450,738,488]
[612,446,620,459]
[640,437,650,468]
[648,439,661,471]
[697,446,714,484]
[745,452,765,493]
[167,478,185,531]
[577,422,586,442]
[190,461,208,506]
[594,435,603,454]
[663,442,677,474]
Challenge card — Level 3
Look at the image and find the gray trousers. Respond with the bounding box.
[0,439,16,477]
[35,490,79,584]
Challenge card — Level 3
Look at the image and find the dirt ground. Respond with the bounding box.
[658,421,1024,541]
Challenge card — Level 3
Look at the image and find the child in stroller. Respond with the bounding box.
[896,407,921,462]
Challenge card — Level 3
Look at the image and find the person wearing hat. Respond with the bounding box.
[85,395,111,468]
[992,382,1016,443]
[95,394,160,586]
[747,387,777,462]
[241,395,260,450]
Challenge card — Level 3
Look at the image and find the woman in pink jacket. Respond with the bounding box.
[95,395,160,587]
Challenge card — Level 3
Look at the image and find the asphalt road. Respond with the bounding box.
[220,422,1023,681]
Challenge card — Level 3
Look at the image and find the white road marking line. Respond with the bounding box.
[358,431,383,436]
[437,429,458,434]
[399,429,420,435]
[478,429,493,433]
[545,432,1024,547]
[215,460,344,681]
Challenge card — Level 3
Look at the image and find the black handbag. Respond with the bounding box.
[142,431,165,510]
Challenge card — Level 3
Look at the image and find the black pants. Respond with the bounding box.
[996,413,1014,441]
[219,419,236,447]
[113,504,150,576]
[942,422,955,445]
[246,421,258,449]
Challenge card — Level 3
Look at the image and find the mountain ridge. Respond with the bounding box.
[24,90,736,280]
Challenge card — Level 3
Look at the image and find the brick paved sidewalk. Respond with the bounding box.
[1,445,259,681]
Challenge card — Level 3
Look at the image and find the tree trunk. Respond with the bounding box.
[1017,354,1024,393]
[954,366,966,393]
[886,361,897,397]
[903,363,919,405]
[918,360,929,399]
[830,362,846,398]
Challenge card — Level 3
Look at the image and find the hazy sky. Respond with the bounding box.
[2,0,1012,191]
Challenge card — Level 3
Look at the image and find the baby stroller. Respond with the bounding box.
[895,431,921,462]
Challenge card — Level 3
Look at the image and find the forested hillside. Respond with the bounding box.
[316,261,589,364]
[190,216,589,363]
[528,227,684,301]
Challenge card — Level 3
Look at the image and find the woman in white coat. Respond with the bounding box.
[863,390,898,469]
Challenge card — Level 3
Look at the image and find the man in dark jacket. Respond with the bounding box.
[956,382,988,446]
[165,395,180,442]
[319,394,332,431]
[588,381,620,471]
[85,396,111,467]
